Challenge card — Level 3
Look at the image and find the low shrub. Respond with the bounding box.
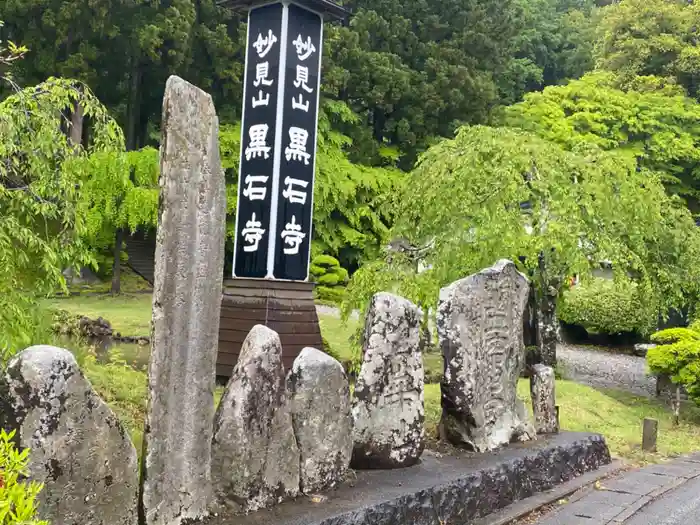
[646,322,700,404]
[310,255,349,305]
[558,278,657,337]
[0,430,47,525]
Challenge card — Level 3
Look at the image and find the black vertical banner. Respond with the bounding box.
[233,4,284,278]
[272,4,323,280]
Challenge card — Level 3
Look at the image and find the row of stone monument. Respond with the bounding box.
[0,260,557,525]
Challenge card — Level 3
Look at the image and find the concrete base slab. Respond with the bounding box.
[206,432,611,525]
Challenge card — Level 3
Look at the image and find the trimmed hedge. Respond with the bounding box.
[558,278,657,336]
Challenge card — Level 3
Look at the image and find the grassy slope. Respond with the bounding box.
[48,294,700,463]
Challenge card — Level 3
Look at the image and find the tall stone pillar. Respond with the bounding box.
[140,76,227,525]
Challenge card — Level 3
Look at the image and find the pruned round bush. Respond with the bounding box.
[318,273,340,287]
[647,325,700,404]
[315,286,346,304]
[309,263,325,277]
[558,278,657,336]
[329,266,349,283]
[313,254,341,269]
[310,254,349,305]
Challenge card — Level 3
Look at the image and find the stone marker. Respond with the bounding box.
[141,75,226,525]
[437,260,535,452]
[288,347,353,493]
[642,418,658,452]
[211,325,299,513]
[352,292,425,469]
[530,364,558,434]
[0,346,138,525]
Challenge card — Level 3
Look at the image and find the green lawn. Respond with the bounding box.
[318,314,358,363]
[44,294,154,336]
[423,381,700,464]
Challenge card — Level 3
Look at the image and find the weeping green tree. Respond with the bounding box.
[0,66,123,358]
[82,147,159,292]
[343,125,700,366]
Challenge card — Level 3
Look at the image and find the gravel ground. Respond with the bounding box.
[557,343,656,397]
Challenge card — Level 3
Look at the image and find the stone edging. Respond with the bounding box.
[475,460,626,525]
[206,432,612,525]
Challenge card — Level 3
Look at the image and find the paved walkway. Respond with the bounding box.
[537,455,700,524]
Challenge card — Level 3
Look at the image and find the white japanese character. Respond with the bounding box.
[282,176,309,204]
[293,65,314,93]
[241,213,266,252]
[292,94,309,112]
[252,90,270,108]
[292,34,316,61]
[254,62,274,88]
[242,175,270,201]
[245,124,271,160]
[285,127,311,165]
[253,30,278,58]
[281,215,306,255]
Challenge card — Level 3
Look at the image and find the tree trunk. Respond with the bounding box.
[111,228,124,295]
[523,284,538,348]
[537,289,558,368]
[125,54,142,152]
[533,251,561,368]
[673,385,681,426]
[70,100,84,149]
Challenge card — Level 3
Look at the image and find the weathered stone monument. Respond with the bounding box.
[141,75,227,525]
[0,346,138,525]
[531,364,558,434]
[288,347,353,493]
[211,325,299,513]
[437,260,535,452]
[352,292,425,469]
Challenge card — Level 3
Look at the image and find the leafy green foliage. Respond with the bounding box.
[82,146,159,265]
[0,0,242,147]
[313,102,404,267]
[503,72,700,198]
[81,351,148,453]
[1,0,600,170]
[500,0,597,104]
[0,77,123,360]
[343,125,700,342]
[647,322,700,404]
[595,0,700,99]
[0,430,47,525]
[558,278,657,335]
